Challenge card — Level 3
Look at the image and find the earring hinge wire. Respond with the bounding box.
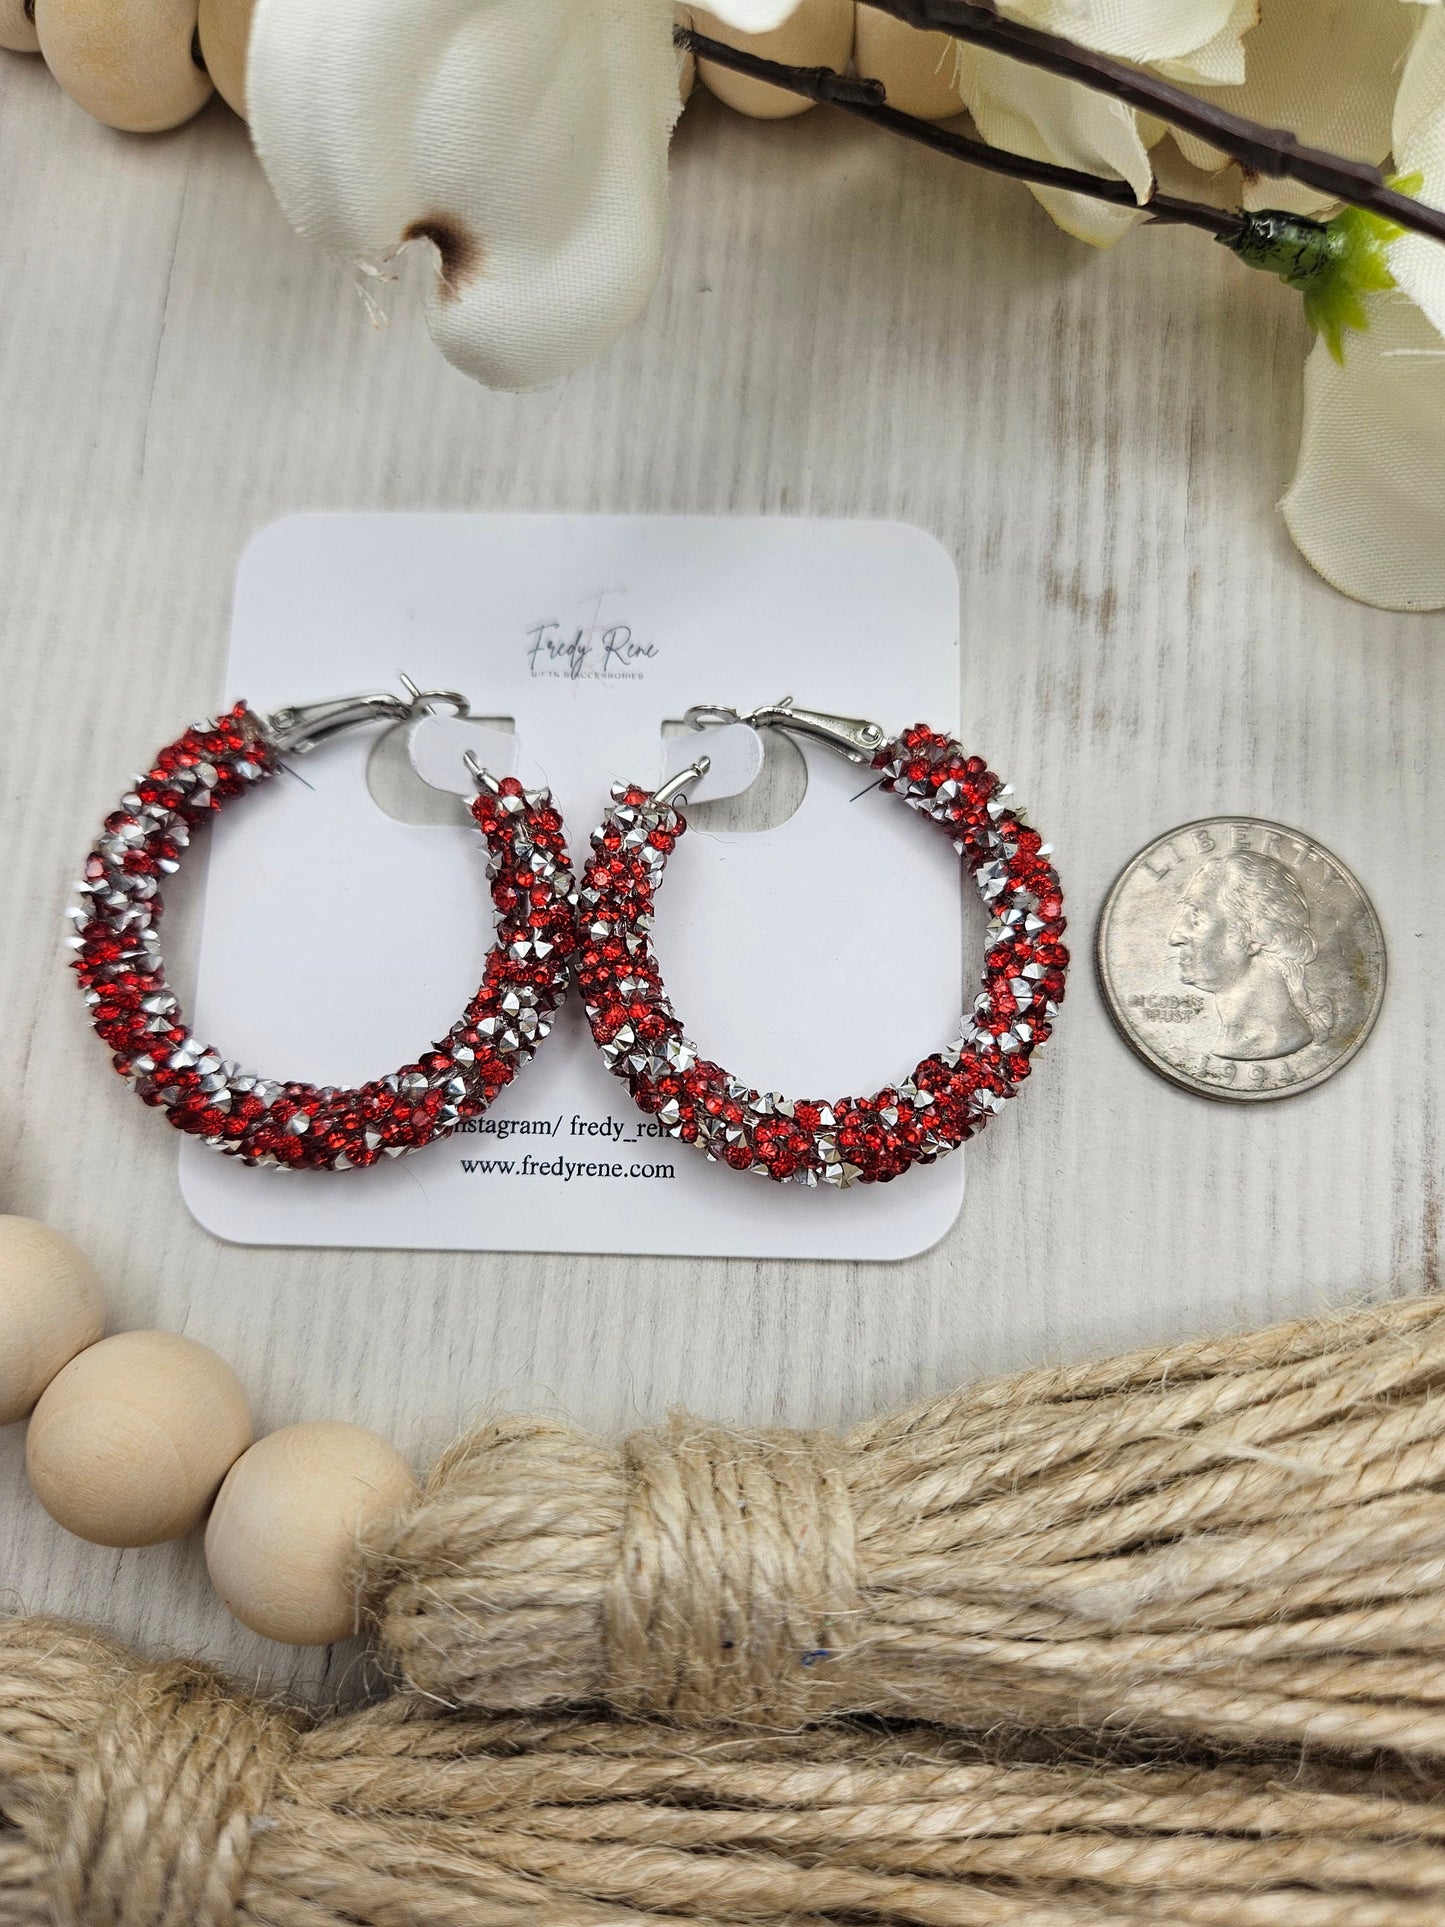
[685,697,886,765]
[264,679,472,757]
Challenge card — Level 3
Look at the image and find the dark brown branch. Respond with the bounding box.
[679,30,1247,242]
[863,0,1445,247]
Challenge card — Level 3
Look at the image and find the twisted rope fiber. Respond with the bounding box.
[9,1621,1445,1926]
[369,1294,1445,1755]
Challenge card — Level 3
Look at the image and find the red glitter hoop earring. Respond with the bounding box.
[578,699,1068,1189]
[68,684,577,1172]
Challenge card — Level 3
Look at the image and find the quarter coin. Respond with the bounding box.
[1096,818,1386,1102]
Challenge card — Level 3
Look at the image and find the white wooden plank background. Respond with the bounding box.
[1,60,1441,1703]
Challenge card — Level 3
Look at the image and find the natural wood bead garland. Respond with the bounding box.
[1,3,965,133]
[0,1217,103,1425]
[195,0,253,120]
[206,1422,415,1646]
[35,0,214,135]
[694,0,856,121]
[12,1206,1445,1782]
[0,1214,409,1645]
[853,3,962,121]
[0,0,38,56]
[27,1330,252,1547]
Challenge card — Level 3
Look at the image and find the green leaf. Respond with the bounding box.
[1228,177,1423,364]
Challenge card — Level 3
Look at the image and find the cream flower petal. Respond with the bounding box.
[955,46,1154,247]
[997,0,1256,85]
[708,0,1256,82]
[1393,5,1445,337]
[950,2,1264,249]
[1174,0,1259,84]
[1397,1,1445,154]
[1172,0,1416,214]
[1282,7,1445,612]
[248,0,680,391]
[1281,293,1445,612]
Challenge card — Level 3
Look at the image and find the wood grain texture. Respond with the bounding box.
[0,69,1441,1702]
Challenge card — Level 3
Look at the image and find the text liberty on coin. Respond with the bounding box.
[1096,819,1386,1102]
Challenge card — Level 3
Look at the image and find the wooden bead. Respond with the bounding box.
[27,1331,251,1547]
[853,5,961,122]
[36,0,214,133]
[0,1217,105,1426]
[695,0,854,120]
[196,0,251,119]
[206,1422,416,1646]
[0,0,41,55]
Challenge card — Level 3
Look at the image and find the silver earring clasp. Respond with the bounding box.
[684,696,885,766]
[265,676,472,756]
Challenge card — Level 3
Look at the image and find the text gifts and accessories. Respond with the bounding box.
[67,687,578,1172]
[581,702,1067,1187]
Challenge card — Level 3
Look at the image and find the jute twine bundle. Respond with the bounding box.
[367,1293,1445,1755]
[8,1616,1445,1927]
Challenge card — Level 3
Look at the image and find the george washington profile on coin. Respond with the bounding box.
[1168,850,1334,1062]
[1096,819,1385,1103]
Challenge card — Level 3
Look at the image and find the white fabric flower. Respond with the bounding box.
[954,47,1155,247]
[248,0,681,391]
[1171,0,1419,216]
[950,2,1259,250]
[1282,6,1445,611]
[996,0,1257,86]
[244,0,1445,617]
[720,0,1257,80]
[708,3,1258,251]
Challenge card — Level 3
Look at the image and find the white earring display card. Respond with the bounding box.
[181,514,965,1260]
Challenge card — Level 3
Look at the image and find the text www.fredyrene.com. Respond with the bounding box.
[456,1114,675,1181]
[460,1154,676,1181]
